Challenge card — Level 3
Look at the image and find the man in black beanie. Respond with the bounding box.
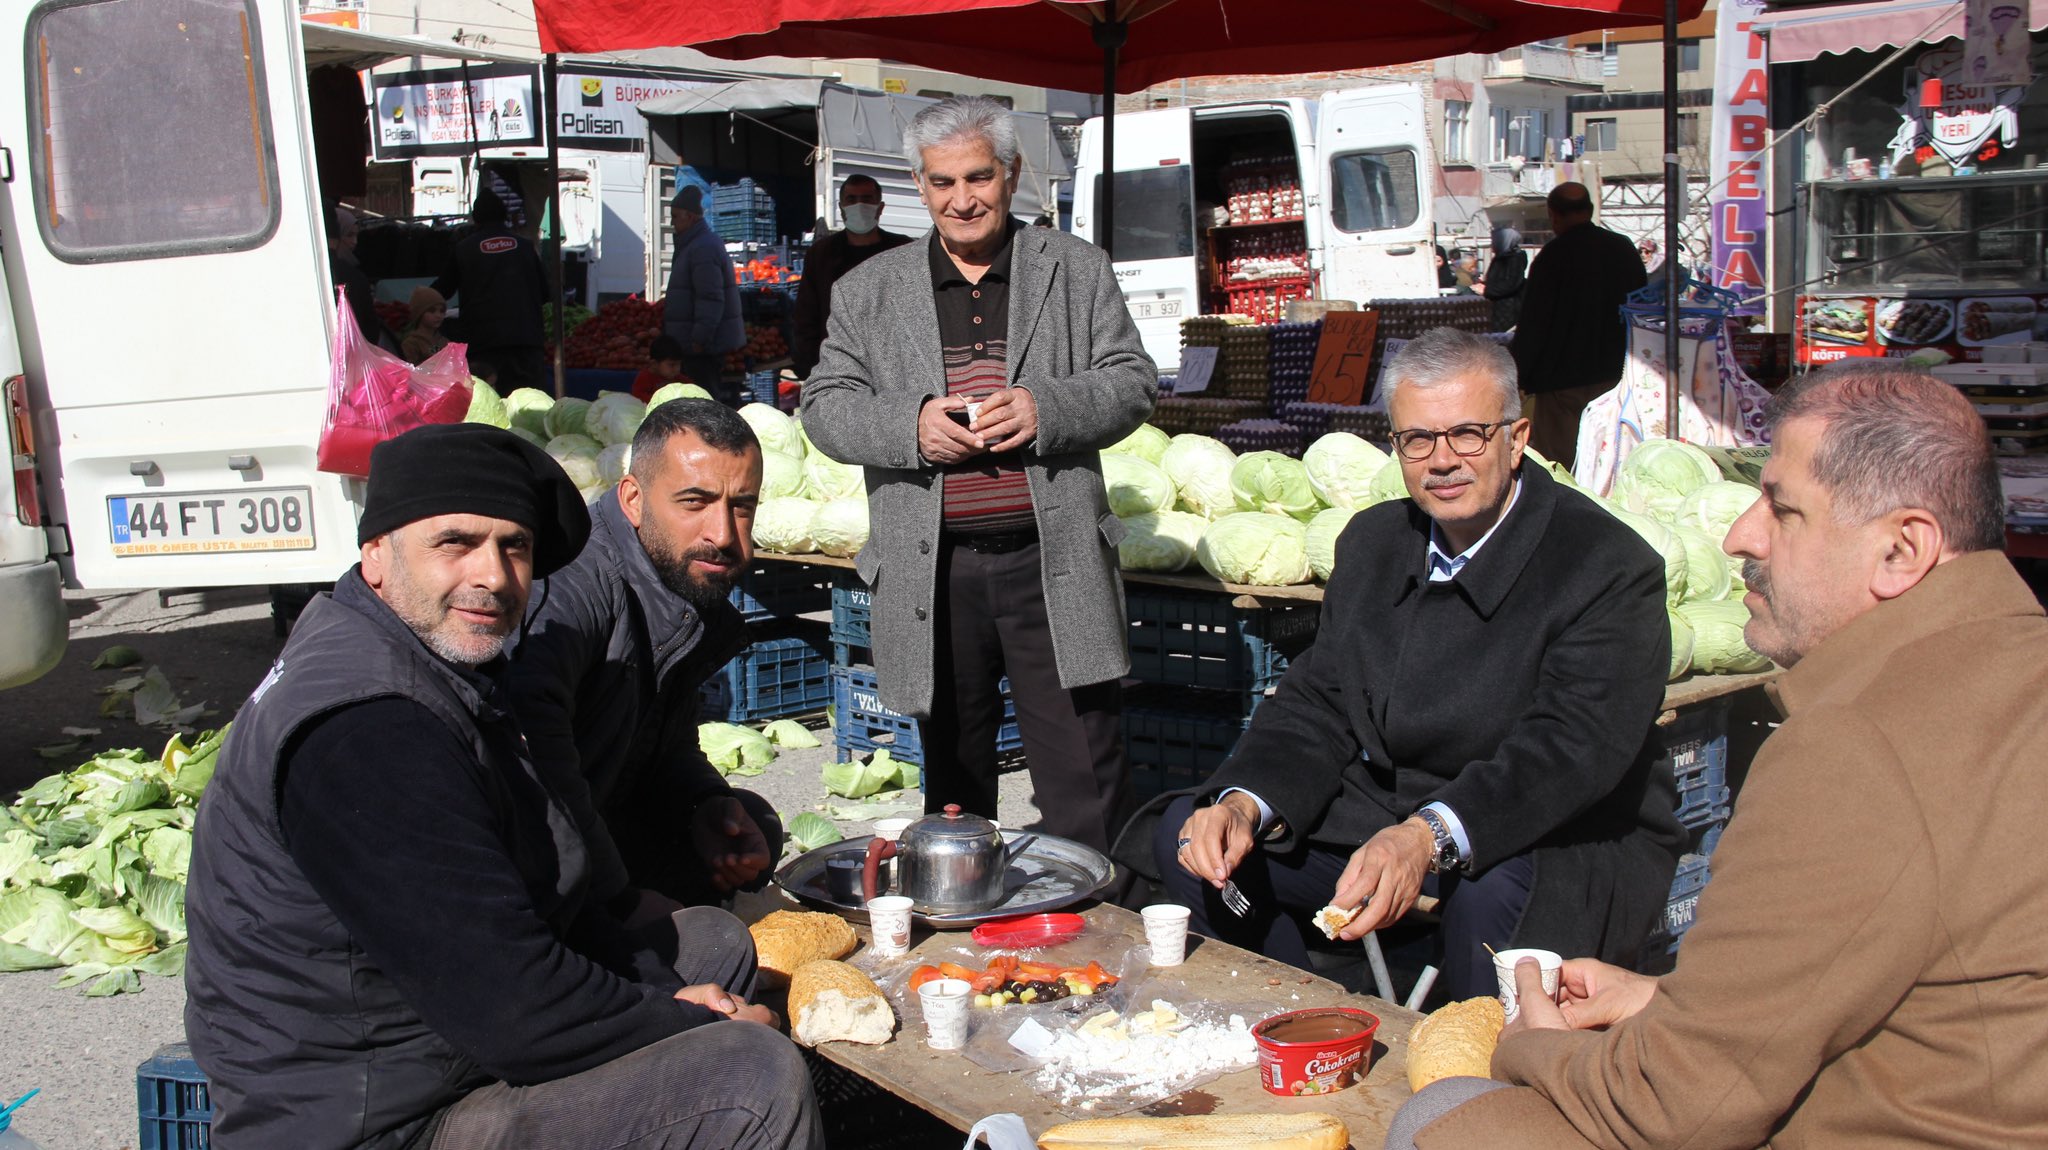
[433,188,551,393]
[185,424,821,1150]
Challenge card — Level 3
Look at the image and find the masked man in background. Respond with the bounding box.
[791,175,911,380]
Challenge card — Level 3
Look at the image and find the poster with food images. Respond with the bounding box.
[1796,291,2048,365]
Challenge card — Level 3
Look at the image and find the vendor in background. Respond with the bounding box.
[662,185,745,406]
[327,205,395,352]
[399,286,449,366]
[1435,245,1457,292]
[1482,226,1526,333]
[633,334,688,403]
[1123,328,1681,1003]
[1638,236,1665,275]
[504,399,783,936]
[431,190,550,394]
[1390,366,2048,1150]
[792,174,912,380]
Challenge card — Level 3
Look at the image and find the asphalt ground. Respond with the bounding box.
[0,587,1041,1149]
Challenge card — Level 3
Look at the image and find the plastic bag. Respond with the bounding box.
[317,289,473,477]
[1575,319,1771,497]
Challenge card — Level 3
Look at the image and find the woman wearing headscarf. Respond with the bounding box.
[1435,244,1457,291]
[1482,226,1526,332]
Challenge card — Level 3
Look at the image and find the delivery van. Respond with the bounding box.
[0,2,516,688]
[1072,87,1437,370]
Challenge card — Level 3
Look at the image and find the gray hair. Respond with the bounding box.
[1384,327,1521,420]
[905,95,1019,176]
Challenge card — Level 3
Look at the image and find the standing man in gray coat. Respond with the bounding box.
[663,185,745,405]
[802,96,1157,853]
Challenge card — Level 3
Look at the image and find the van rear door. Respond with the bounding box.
[1075,109,1197,371]
[1315,87,1437,303]
[2,0,356,591]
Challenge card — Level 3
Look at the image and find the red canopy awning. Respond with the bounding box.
[537,0,1705,93]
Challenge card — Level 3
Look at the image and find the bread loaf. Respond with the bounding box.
[1037,1112,1347,1150]
[788,959,895,1047]
[749,910,858,986]
[1405,995,1505,1091]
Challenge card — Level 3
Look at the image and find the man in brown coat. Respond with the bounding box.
[1389,364,2048,1149]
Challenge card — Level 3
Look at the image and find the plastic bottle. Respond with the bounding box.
[0,1089,43,1150]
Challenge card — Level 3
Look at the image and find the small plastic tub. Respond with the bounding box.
[1251,1006,1381,1097]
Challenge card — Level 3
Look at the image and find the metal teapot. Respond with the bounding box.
[862,805,1033,913]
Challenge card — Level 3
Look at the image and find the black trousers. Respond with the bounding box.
[1151,795,1536,1001]
[918,538,1131,852]
[472,344,545,394]
[432,906,824,1149]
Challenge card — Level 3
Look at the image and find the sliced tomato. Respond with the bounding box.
[907,965,944,993]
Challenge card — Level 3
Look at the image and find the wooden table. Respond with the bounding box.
[806,902,1424,1148]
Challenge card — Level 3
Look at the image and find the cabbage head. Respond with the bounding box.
[1102,454,1177,518]
[586,391,647,446]
[804,452,864,500]
[1197,512,1312,585]
[754,496,821,554]
[809,498,870,558]
[597,443,632,488]
[504,387,554,437]
[1613,439,1721,523]
[822,749,914,799]
[1116,512,1197,573]
[546,433,601,461]
[1161,435,1238,519]
[553,453,602,495]
[464,378,510,428]
[1306,506,1358,581]
[646,381,712,409]
[1302,433,1391,509]
[1675,599,1772,673]
[1672,524,1731,603]
[739,402,800,456]
[1668,611,1696,682]
[761,450,808,500]
[508,426,547,449]
[1106,423,1172,464]
[1230,452,1319,520]
[1365,455,1411,504]
[543,396,592,440]
[1522,446,1579,491]
[1676,481,1758,541]
[1608,505,1689,608]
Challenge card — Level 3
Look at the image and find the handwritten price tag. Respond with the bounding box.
[1306,311,1379,406]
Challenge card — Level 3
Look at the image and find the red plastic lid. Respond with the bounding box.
[971,913,1086,949]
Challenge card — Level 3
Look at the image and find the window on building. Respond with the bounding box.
[1679,112,1701,147]
[1586,118,1618,152]
[29,0,280,261]
[1444,100,1471,164]
[1492,106,1549,162]
[1329,148,1421,233]
[1678,42,1701,73]
[1602,43,1620,77]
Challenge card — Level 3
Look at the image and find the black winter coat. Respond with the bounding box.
[1116,465,1684,965]
[1483,248,1527,332]
[431,225,548,350]
[1510,222,1647,394]
[503,489,752,905]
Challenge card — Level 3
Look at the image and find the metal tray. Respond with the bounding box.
[773,833,1116,928]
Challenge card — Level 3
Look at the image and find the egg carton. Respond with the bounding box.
[1150,397,1270,436]
[1216,418,1305,457]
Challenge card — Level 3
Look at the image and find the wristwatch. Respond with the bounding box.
[1417,808,1461,875]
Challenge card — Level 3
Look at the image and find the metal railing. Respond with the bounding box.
[1486,44,1605,85]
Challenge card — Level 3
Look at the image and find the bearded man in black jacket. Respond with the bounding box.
[1120,327,1682,1004]
[185,424,820,1150]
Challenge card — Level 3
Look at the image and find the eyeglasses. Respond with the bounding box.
[1391,420,1513,461]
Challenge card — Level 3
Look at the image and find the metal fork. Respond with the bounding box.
[1219,879,1251,917]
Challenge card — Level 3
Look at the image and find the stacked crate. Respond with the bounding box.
[710,178,777,244]
[1266,320,1321,411]
[1120,589,1320,799]
[1215,418,1305,457]
[137,1042,212,1149]
[1214,325,1273,403]
[1639,700,1736,971]
[828,573,1021,766]
[1149,396,1269,436]
[701,562,835,722]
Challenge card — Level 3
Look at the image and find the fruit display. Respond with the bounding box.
[725,324,790,374]
[563,297,665,371]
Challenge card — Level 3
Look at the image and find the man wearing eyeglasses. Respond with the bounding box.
[1126,327,1681,1002]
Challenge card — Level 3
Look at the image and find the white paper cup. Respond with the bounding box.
[867,895,914,958]
[871,818,913,842]
[918,977,974,1050]
[1493,948,1562,1023]
[1142,903,1192,967]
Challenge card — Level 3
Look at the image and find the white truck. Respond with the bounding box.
[0,4,516,688]
[1072,87,1438,370]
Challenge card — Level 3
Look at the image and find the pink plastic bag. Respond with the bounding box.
[317,290,473,477]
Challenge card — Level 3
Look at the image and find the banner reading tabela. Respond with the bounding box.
[1709,0,1769,315]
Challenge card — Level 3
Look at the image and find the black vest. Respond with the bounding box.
[184,572,589,1150]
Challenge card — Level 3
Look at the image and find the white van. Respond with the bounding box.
[1072,87,1437,371]
[0,3,511,688]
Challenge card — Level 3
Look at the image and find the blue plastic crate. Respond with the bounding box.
[137,1042,211,1150]
[711,178,776,215]
[830,664,1018,767]
[701,630,833,722]
[727,561,832,622]
[1658,701,1732,829]
[1651,852,1713,953]
[712,214,778,245]
[1122,687,1254,800]
[830,576,872,664]
[1124,588,1318,700]
[742,370,781,407]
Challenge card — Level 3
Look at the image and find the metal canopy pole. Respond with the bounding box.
[545,52,566,398]
[1663,0,1682,437]
[1094,4,1127,259]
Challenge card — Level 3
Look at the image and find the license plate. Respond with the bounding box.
[107,487,316,556]
[1128,298,1184,321]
